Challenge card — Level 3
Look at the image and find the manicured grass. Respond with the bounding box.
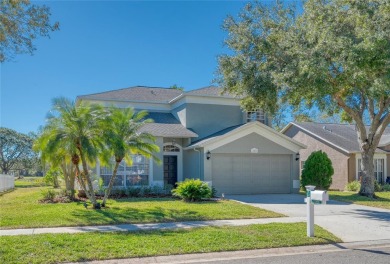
[0,223,341,264]
[0,187,283,229]
[329,191,390,210]
[14,177,46,188]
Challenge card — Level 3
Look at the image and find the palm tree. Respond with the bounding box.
[38,97,105,208]
[34,130,76,198]
[100,107,160,207]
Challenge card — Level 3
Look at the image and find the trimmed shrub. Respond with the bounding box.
[345,180,361,192]
[172,179,212,202]
[301,150,334,190]
[381,184,390,192]
[374,181,383,192]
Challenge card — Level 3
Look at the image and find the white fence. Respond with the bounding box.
[0,174,15,193]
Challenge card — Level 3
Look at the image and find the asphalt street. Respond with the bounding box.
[196,245,390,264]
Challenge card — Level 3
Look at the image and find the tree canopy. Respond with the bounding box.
[0,127,36,174]
[217,0,390,197]
[0,0,59,62]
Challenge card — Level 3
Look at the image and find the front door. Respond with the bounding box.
[164,155,177,187]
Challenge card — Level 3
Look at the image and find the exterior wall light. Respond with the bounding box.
[206,151,211,160]
[296,152,300,161]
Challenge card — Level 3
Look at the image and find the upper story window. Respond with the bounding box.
[246,110,265,123]
[163,144,180,152]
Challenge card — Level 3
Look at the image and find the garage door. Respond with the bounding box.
[212,154,291,194]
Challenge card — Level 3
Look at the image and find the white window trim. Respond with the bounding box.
[355,153,387,183]
[163,142,183,183]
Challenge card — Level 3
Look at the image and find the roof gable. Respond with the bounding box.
[186,121,306,152]
[282,122,390,153]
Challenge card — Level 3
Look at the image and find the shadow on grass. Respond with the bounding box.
[15,185,46,189]
[330,192,390,204]
[69,205,205,226]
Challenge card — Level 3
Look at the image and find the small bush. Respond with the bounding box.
[381,184,390,192]
[40,189,71,203]
[172,179,212,202]
[345,181,361,192]
[374,181,383,192]
[41,189,56,201]
[301,150,334,190]
[127,187,141,197]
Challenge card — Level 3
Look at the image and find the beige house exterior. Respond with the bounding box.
[283,122,390,190]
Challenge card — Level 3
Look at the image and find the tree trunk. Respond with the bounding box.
[78,151,98,208]
[61,162,75,199]
[53,174,60,188]
[359,150,376,198]
[102,161,120,207]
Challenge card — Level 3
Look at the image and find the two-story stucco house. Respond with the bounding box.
[77,86,305,194]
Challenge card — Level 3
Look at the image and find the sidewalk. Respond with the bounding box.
[0,216,305,236]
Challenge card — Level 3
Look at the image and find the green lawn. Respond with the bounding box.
[0,186,283,229]
[328,191,390,210]
[14,177,46,188]
[0,223,341,264]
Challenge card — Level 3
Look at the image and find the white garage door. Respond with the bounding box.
[212,154,291,194]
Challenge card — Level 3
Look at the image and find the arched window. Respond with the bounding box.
[163,144,180,152]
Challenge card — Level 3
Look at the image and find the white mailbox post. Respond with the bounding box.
[304,186,329,237]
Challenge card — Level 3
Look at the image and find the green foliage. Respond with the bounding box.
[40,189,56,201]
[218,0,390,197]
[301,151,334,190]
[345,181,361,192]
[169,84,184,91]
[40,188,71,203]
[374,181,383,192]
[43,168,62,188]
[172,179,212,202]
[0,127,37,174]
[0,0,59,62]
[381,184,390,192]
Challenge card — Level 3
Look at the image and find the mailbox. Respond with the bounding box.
[310,190,329,205]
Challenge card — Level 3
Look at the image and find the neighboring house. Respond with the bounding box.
[77,86,305,195]
[282,122,390,190]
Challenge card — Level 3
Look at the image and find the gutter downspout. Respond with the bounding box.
[193,148,201,179]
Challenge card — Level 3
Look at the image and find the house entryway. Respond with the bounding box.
[164,155,177,187]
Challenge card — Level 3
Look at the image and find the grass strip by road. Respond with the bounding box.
[0,187,283,229]
[0,222,341,264]
[328,191,390,210]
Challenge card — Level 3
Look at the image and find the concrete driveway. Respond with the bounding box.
[227,194,390,243]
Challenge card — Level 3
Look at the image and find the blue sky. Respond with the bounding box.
[1,0,295,134]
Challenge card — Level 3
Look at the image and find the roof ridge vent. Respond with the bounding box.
[323,125,332,133]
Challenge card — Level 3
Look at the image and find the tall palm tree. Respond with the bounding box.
[38,97,105,208]
[100,107,160,207]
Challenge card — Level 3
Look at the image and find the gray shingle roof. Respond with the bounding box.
[185,86,236,98]
[140,112,197,138]
[146,112,180,124]
[139,124,198,138]
[188,124,243,148]
[78,86,182,103]
[78,85,237,104]
[290,122,390,153]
